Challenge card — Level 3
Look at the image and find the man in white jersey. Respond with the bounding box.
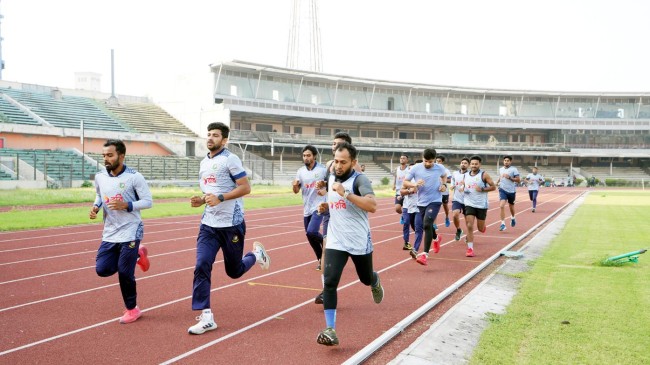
[402,148,448,266]
[292,145,328,270]
[393,154,410,214]
[315,142,383,346]
[525,166,545,212]
[435,155,452,228]
[459,155,496,257]
[450,157,470,241]
[313,132,359,305]
[497,155,521,231]
[399,162,418,251]
[90,139,152,324]
[187,122,270,335]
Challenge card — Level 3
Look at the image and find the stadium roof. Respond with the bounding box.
[210,60,650,98]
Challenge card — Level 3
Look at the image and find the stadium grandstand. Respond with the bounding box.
[208,60,650,186]
[1,60,649,189]
[0,80,202,188]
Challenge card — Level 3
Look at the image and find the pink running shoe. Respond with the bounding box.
[466,248,475,257]
[416,253,428,266]
[137,245,150,272]
[120,306,142,324]
[433,235,442,253]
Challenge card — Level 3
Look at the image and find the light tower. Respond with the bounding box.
[286,0,323,72]
[0,0,5,79]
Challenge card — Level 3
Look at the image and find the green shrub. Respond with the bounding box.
[381,176,390,185]
[81,180,93,188]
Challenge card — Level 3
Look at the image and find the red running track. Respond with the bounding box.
[0,188,585,364]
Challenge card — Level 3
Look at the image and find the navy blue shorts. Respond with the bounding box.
[451,201,465,213]
[499,188,516,205]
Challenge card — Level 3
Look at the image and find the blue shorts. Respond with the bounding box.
[394,195,404,206]
[499,188,516,205]
[451,201,465,213]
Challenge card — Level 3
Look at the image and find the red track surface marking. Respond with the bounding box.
[0,188,585,364]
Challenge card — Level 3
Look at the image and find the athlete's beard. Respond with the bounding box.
[105,160,119,173]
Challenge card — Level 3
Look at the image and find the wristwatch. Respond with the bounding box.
[343,190,350,200]
[217,194,225,202]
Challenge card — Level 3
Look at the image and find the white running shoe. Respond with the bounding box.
[253,241,270,270]
[188,312,217,335]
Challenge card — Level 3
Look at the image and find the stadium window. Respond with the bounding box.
[256,124,273,132]
[388,97,394,111]
[378,131,393,139]
[273,90,280,101]
[242,122,252,131]
[415,133,431,140]
[398,131,415,139]
[361,130,377,138]
[316,128,331,136]
[230,85,238,96]
[425,103,431,113]
[233,121,241,130]
[283,125,291,133]
[311,95,318,105]
[294,126,302,134]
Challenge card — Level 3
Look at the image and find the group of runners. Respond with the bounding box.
[89,126,546,348]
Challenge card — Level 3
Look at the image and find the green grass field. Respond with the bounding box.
[470,191,650,364]
[0,185,394,231]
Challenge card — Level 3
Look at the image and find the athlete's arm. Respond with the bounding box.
[481,172,497,192]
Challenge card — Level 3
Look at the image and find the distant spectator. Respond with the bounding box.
[360,164,366,172]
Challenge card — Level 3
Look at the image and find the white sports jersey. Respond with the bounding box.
[403,190,419,214]
[394,165,410,196]
[295,162,327,217]
[451,169,467,204]
[93,165,152,243]
[199,149,247,228]
[463,169,489,209]
[498,165,520,193]
[326,171,373,255]
[526,173,545,191]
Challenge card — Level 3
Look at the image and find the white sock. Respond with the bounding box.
[501,220,506,225]
[202,308,211,315]
[467,242,474,249]
[511,216,516,219]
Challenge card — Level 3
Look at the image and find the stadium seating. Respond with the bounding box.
[86,153,201,181]
[0,88,129,132]
[99,102,196,136]
[0,148,100,182]
[0,96,41,125]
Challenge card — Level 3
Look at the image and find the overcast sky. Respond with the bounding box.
[2,0,649,99]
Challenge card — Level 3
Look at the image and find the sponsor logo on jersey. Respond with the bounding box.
[119,182,125,189]
[203,174,217,185]
[104,193,124,203]
[330,199,347,210]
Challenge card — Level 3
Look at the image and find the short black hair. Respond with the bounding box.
[436,155,446,163]
[503,155,513,161]
[470,155,482,163]
[400,153,409,159]
[461,157,470,164]
[333,132,352,144]
[302,145,318,156]
[207,122,230,138]
[423,148,437,160]
[334,141,357,160]
[104,139,126,155]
